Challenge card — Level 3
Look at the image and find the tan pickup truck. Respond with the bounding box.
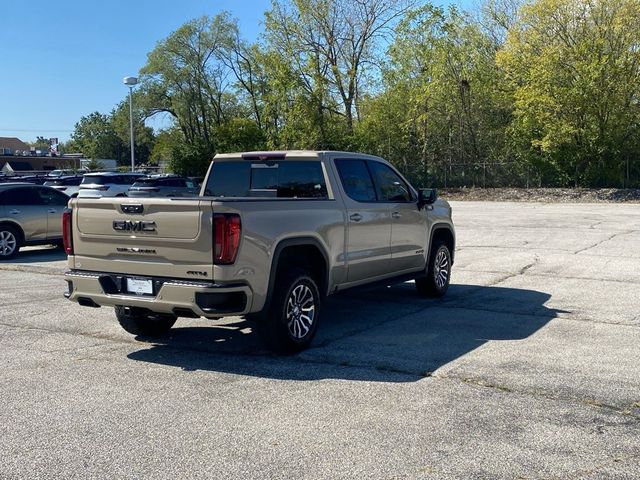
[63,151,455,353]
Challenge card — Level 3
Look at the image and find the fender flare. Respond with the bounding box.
[428,223,456,264]
[266,236,331,303]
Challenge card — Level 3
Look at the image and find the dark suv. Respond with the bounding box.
[127,176,199,197]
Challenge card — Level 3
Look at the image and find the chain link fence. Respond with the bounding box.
[429,161,640,189]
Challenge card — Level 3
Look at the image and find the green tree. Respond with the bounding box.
[69,112,126,161]
[497,0,640,186]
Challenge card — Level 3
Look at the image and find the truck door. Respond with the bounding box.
[334,158,392,282]
[367,160,427,273]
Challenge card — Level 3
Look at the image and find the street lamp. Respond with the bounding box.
[123,76,138,172]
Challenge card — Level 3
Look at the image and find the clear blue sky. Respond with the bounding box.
[0,0,470,143]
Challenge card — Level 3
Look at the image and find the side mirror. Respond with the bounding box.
[418,188,437,209]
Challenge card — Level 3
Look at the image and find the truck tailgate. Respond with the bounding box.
[70,197,214,279]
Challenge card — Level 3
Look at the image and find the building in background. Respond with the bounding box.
[0,136,81,173]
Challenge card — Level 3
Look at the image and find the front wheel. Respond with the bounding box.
[416,242,451,297]
[258,268,321,354]
[115,306,177,336]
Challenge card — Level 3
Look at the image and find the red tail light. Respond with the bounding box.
[213,213,241,264]
[62,208,73,255]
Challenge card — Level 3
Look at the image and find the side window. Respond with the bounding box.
[368,161,413,202]
[37,188,69,206]
[335,159,377,202]
[7,187,44,206]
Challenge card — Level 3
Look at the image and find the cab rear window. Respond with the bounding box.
[204,161,328,199]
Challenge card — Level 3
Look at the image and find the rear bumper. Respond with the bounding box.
[64,270,252,318]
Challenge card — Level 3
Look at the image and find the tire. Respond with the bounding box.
[0,225,21,260]
[416,241,452,297]
[115,306,177,337]
[258,268,321,354]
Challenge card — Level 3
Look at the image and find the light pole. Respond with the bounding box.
[123,76,138,172]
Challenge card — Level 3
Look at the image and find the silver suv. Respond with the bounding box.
[78,172,145,197]
[0,183,69,259]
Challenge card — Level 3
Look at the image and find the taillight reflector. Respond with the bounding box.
[62,208,73,255]
[213,213,241,264]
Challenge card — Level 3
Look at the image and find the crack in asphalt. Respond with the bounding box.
[431,374,640,421]
[487,256,540,286]
[456,268,640,286]
[573,230,637,254]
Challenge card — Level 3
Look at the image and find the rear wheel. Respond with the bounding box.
[258,268,321,354]
[115,306,177,336]
[0,225,21,260]
[416,241,451,297]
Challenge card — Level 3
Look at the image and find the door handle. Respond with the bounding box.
[392,212,402,219]
[9,209,20,215]
[349,213,363,222]
[48,209,57,214]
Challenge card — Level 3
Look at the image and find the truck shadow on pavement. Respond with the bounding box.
[127,283,564,382]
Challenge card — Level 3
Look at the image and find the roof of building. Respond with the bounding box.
[0,137,29,152]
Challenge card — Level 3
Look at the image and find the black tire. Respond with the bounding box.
[258,268,321,354]
[416,241,451,297]
[115,306,177,336]
[0,225,21,260]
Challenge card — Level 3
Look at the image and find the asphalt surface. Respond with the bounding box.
[1,201,639,479]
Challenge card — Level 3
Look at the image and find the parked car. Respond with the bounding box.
[47,169,75,178]
[0,183,70,259]
[13,175,48,185]
[127,175,199,197]
[43,176,83,197]
[63,151,455,353]
[77,172,145,197]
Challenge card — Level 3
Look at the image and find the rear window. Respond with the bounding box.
[132,178,157,187]
[204,161,328,199]
[81,175,110,185]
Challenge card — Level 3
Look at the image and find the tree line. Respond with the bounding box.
[65,0,640,187]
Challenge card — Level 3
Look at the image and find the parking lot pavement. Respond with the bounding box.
[1,201,639,479]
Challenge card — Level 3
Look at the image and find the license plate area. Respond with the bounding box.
[125,278,154,296]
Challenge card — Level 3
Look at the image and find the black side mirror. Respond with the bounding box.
[418,188,437,209]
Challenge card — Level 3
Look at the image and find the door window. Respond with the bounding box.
[368,161,413,202]
[37,188,69,206]
[335,159,377,202]
[4,187,44,206]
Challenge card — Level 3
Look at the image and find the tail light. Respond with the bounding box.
[62,208,73,255]
[213,213,241,264]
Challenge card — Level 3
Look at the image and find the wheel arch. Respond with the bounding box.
[0,220,25,244]
[429,223,455,264]
[267,237,331,303]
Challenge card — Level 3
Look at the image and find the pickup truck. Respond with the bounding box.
[63,151,455,353]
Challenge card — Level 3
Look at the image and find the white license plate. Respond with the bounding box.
[126,278,153,295]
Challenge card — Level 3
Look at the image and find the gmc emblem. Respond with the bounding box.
[113,220,156,232]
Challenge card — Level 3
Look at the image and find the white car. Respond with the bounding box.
[43,176,83,197]
[78,172,145,197]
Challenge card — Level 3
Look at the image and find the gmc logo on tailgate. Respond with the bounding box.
[113,220,156,232]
